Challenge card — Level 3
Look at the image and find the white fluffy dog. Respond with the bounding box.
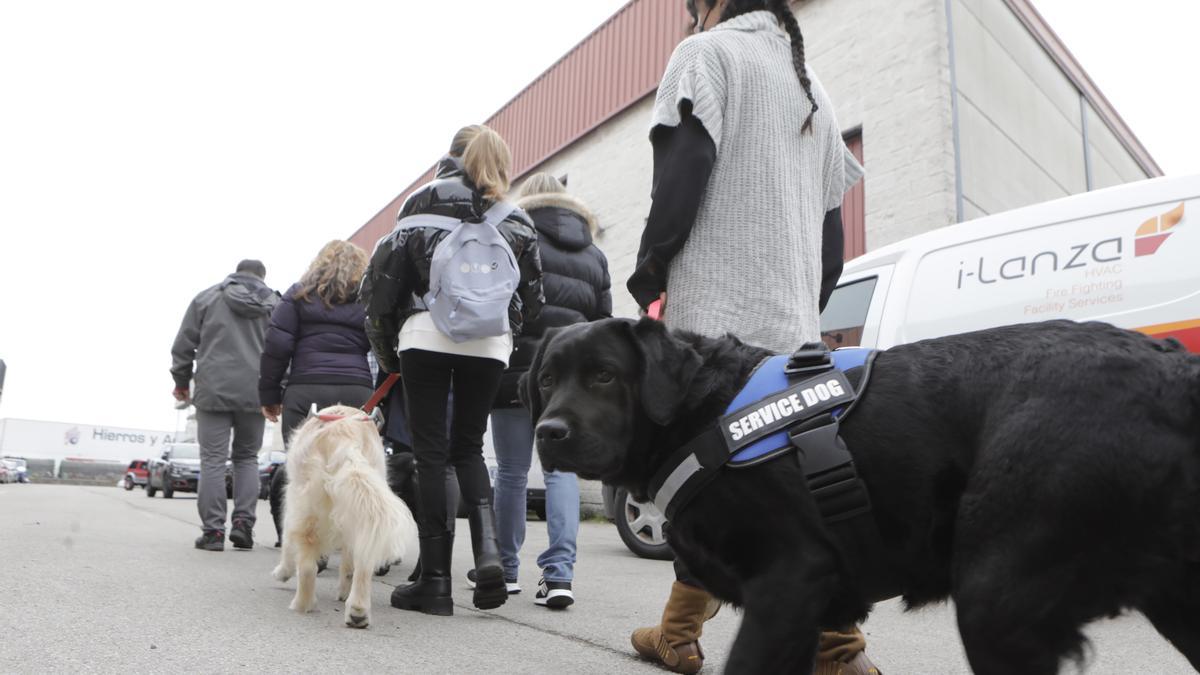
[271,405,417,628]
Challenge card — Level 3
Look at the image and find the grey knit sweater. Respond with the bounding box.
[651,11,860,353]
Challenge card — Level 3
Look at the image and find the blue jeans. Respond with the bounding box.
[490,407,579,583]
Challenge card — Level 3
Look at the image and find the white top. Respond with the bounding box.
[397,311,512,366]
[650,10,862,353]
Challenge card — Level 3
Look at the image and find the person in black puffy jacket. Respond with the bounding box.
[362,124,544,616]
[488,173,610,608]
[258,240,373,546]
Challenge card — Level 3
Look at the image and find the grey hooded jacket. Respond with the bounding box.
[171,273,280,412]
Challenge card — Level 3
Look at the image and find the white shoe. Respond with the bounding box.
[534,577,574,609]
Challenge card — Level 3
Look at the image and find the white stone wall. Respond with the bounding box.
[508,0,1152,514]
[514,0,962,511]
[518,0,962,318]
[800,0,959,247]
[951,0,1149,216]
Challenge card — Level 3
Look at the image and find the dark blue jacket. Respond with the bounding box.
[258,283,372,406]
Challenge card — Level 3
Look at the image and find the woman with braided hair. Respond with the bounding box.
[627,0,873,673]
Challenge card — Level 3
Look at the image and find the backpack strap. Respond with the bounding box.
[396,213,460,232]
[479,200,517,228]
[395,200,515,232]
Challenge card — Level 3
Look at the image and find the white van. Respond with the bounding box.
[821,175,1200,352]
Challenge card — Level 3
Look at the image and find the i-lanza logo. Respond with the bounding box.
[1134,202,1185,257]
[955,201,1187,289]
[64,427,80,445]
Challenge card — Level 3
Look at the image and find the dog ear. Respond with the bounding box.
[624,317,703,426]
[520,326,560,422]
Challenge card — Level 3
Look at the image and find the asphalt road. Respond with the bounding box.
[0,484,1191,673]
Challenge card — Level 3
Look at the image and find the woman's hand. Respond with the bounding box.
[647,292,666,320]
[261,405,282,423]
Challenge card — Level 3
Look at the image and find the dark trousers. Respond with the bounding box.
[401,349,503,537]
[269,382,373,542]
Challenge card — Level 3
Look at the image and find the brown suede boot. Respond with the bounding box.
[814,627,881,674]
[631,581,721,674]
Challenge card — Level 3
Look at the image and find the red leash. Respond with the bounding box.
[363,373,400,413]
[312,372,400,424]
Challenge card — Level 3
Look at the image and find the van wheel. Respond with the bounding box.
[163,483,174,499]
[614,487,673,561]
[124,477,134,491]
[147,482,157,498]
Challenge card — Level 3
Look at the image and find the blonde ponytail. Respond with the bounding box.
[460,125,512,202]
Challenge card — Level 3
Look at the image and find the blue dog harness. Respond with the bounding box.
[648,344,878,523]
[647,342,901,602]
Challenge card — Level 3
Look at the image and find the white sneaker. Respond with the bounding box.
[534,577,574,609]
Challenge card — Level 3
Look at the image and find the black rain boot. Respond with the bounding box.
[390,535,453,616]
[407,467,459,582]
[467,501,507,610]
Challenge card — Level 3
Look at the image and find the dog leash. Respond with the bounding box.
[363,373,400,413]
[311,373,401,424]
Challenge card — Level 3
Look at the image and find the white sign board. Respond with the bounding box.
[0,418,181,462]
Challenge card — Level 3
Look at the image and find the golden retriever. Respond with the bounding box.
[271,405,417,628]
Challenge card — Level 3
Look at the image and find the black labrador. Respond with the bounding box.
[521,317,1200,674]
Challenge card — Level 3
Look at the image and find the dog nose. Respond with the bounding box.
[535,419,570,444]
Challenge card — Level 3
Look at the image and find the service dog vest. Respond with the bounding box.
[647,343,901,602]
[647,344,876,520]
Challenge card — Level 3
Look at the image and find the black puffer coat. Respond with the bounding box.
[361,156,545,373]
[494,191,612,407]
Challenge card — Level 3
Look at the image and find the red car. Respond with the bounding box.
[123,459,149,490]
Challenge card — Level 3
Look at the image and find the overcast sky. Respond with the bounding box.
[1,0,1196,432]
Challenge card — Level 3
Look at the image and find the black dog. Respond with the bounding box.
[522,318,1200,674]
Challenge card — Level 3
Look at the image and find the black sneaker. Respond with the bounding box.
[229,519,254,550]
[194,530,225,551]
[467,568,521,594]
[534,577,574,609]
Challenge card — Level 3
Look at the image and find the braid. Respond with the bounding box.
[770,0,818,133]
[716,0,818,133]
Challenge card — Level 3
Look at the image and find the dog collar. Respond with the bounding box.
[647,345,877,521]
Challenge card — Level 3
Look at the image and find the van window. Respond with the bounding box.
[820,277,877,349]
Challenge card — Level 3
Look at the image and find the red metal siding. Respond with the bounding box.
[842,132,866,260]
[351,0,689,250]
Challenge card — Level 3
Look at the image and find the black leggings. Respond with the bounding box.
[401,349,504,537]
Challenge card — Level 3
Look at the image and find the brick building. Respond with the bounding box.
[351,0,1159,321]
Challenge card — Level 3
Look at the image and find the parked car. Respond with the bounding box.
[147,444,233,498]
[603,484,673,560]
[2,457,29,484]
[123,459,149,490]
[258,450,286,499]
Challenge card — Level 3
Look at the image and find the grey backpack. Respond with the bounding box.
[398,200,521,343]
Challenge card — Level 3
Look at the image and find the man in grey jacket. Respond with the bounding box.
[171,260,279,551]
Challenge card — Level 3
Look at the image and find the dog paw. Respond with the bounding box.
[290,597,317,614]
[346,607,370,629]
[272,565,293,583]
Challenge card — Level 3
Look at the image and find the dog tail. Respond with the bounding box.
[327,438,417,570]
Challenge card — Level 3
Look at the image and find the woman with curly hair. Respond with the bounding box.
[258,240,374,546]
